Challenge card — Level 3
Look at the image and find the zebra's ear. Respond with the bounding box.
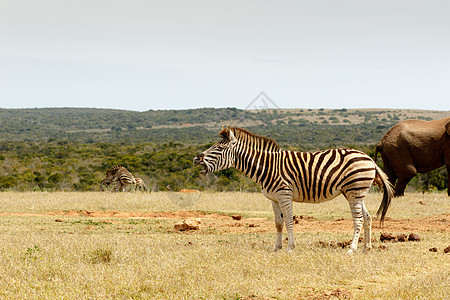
[219,126,228,139]
[228,128,237,144]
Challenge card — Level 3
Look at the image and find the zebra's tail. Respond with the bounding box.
[374,164,394,225]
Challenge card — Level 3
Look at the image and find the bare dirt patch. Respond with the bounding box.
[1,210,447,234]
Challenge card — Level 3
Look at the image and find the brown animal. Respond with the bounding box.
[375,117,450,196]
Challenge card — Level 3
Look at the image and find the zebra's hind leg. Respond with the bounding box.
[346,198,365,254]
[362,202,372,252]
[116,182,125,192]
[271,201,284,252]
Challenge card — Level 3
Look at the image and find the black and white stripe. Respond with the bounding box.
[104,165,136,192]
[99,178,113,191]
[194,127,394,253]
[134,177,147,191]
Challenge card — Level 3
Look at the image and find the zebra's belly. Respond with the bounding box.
[262,188,342,204]
[292,188,342,204]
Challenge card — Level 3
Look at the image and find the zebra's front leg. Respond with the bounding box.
[115,182,124,192]
[278,196,295,252]
[347,199,364,254]
[271,201,284,252]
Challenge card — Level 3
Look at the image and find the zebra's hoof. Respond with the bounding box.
[346,248,356,255]
[362,247,372,253]
[273,245,282,252]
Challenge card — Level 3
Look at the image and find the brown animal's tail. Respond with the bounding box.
[374,143,382,163]
[374,164,394,226]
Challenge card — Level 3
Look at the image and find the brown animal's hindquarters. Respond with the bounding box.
[376,117,450,197]
[447,165,450,196]
[446,122,450,196]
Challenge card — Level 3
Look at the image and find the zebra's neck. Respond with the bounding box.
[234,145,280,189]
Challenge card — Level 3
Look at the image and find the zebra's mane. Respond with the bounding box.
[110,165,124,170]
[107,165,126,174]
[220,127,280,152]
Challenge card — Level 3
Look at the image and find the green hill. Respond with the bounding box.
[0,107,448,192]
[1,107,448,148]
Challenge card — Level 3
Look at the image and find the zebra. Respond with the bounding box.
[99,178,113,191]
[193,126,394,254]
[104,165,136,192]
[134,177,147,191]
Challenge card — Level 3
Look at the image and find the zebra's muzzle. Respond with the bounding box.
[193,154,208,175]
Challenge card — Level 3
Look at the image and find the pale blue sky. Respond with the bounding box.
[1,0,449,111]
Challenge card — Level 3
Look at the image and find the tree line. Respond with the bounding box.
[0,140,446,193]
[0,107,442,145]
[0,107,447,192]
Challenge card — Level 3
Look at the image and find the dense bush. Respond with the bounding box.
[0,140,447,193]
[0,141,259,192]
[0,107,447,193]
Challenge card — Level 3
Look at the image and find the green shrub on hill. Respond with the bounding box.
[0,107,448,192]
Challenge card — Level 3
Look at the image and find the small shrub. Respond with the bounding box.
[86,248,113,264]
[24,245,41,261]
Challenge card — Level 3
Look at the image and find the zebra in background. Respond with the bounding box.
[99,178,113,191]
[104,165,136,192]
[194,126,394,254]
[134,177,147,191]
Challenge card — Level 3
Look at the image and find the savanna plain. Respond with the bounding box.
[0,191,448,299]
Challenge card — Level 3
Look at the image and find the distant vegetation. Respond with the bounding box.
[1,107,446,146]
[0,107,448,192]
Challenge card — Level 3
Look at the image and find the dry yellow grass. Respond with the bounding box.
[0,191,448,299]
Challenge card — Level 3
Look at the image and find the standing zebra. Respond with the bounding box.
[134,177,147,191]
[193,127,394,253]
[104,165,136,192]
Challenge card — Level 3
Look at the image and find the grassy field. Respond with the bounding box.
[0,191,448,299]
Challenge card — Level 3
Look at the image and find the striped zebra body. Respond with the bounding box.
[194,127,394,253]
[268,149,378,204]
[105,165,136,192]
[134,177,147,191]
[99,178,113,191]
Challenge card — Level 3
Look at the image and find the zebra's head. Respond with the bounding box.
[100,178,112,186]
[105,166,121,182]
[193,127,238,174]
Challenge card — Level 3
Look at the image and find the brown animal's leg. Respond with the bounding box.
[387,172,397,189]
[446,164,450,196]
[394,165,416,197]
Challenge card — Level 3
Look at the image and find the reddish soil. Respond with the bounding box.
[0,210,448,234]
